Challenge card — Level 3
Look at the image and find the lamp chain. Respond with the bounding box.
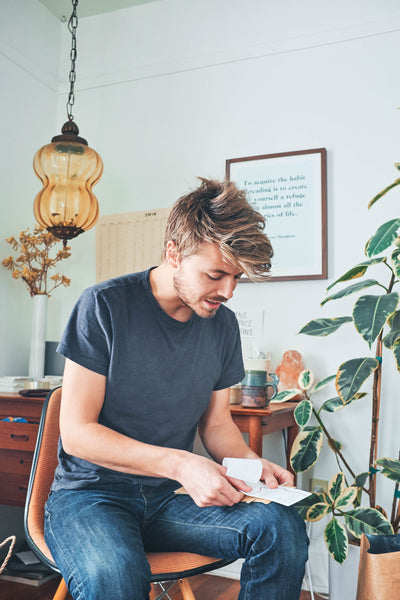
[66,0,79,122]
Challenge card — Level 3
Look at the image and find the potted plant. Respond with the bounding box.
[274,167,400,566]
[2,225,71,380]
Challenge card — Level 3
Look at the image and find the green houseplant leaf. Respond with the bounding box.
[391,247,400,277]
[299,317,353,337]
[290,426,323,472]
[295,492,326,519]
[375,458,400,483]
[307,502,331,522]
[344,507,393,538]
[294,399,313,427]
[336,357,379,402]
[353,293,399,348]
[328,472,345,501]
[271,389,301,403]
[312,374,336,392]
[320,397,345,412]
[368,178,400,208]
[335,486,358,509]
[365,219,400,257]
[393,342,400,372]
[321,279,380,307]
[326,258,387,291]
[324,517,348,564]
[298,369,314,391]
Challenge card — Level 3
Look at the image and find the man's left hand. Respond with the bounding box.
[260,459,294,489]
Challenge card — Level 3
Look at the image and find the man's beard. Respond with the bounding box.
[173,273,227,319]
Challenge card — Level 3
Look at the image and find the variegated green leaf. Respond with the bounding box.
[294,492,325,519]
[327,438,342,452]
[336,357,379,402]
[368,178,400,209]
[298,370,314,391]
[344,507,393,539]
[353,293,399,348]
[344,392,367,406]
[328,472,345,501]
[324,517,348,564]
[387,309,400,329]
[320,397,345,412]
[290,427,323,473]
[299,317,353,337]
[383,329,400,348]
[294,399,313,427]
[365,219,400,257]
[393,343,400,372]
[270,389,301,403]
[307,502,331,522]
[321,279,380,307]
[354,472,369,488]
[327,258,387,291]
[375,457,400,483]
[312,374,336,393]
[391,247,400,277]
[335,486,358,509]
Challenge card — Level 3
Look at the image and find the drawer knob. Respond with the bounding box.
[10,433,30,442]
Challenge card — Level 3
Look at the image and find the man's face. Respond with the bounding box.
[173,242,242,318]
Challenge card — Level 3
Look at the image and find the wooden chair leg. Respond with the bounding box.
[53,577,69,600]
[178,578,196,600]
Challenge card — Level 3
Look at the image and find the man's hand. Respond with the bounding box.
[177,454,252,507]
[260,459,294,488]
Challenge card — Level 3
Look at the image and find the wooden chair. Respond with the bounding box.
[24,387,234,600]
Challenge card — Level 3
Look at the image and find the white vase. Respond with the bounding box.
[329,542,360,600]
[28,294,48,381]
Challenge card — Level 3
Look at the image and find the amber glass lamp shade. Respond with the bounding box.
[33,121,103,241]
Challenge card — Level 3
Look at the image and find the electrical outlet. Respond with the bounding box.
[310,478,328,493]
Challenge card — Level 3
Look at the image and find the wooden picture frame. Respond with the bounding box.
[226,148,327,282]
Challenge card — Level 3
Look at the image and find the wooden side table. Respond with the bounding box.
[0,393,45,506]
[230,402,299,476]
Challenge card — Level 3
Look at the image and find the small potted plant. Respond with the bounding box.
[272,167,400,569]
[2,226,71,380]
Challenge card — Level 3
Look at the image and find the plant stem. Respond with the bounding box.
[368,270,395,508]
[313,408,356,480]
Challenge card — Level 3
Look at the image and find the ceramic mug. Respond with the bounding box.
[241,379,277,408]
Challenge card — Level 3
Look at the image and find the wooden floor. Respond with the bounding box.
[0,574,326,599]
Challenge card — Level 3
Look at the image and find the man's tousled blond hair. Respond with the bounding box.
[164,178,273,281]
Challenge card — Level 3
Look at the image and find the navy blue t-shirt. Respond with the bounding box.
[52,269,244,490]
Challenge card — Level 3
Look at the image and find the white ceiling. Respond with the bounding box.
[38,0,160,21]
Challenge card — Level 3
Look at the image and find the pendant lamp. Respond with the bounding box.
[33,0,103,244]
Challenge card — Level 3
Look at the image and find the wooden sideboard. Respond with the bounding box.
[0,392,45,507]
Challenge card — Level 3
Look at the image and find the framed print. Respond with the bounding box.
[226,148,327,282]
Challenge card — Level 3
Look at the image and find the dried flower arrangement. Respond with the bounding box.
[2,226,71,297]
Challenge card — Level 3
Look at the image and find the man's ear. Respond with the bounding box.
[165,241,181,268]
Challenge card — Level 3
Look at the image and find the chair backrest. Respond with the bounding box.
[24,386,62,570]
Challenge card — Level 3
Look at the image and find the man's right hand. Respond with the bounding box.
[177,454,251,507]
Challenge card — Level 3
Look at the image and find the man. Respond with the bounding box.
[45,178,308,600]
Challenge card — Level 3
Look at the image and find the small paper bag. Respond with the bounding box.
[356,534,400,599]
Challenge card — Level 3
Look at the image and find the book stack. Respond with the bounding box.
[0,377,31,393]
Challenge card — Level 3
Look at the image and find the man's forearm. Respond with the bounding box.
[199,418,259,464]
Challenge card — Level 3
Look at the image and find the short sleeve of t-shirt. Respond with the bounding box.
[58,288,111,376]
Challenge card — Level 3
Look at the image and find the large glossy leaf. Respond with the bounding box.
[375,457,400,482]
[328,472,345,501]
[368,178,400,208]
[365,219,400,257]
[321,279,380,307]
[270,389,301,403]
[336,358,379,402]
[294,399,313,427]
[324,517,348,564]
[335,486,358,509]
[344,507,393,538]
[327,258,387,291]
[313,374,336,393]
[307,502,331,522]
[353,293,399,348]
[290,427,323,473]
[299,317,353,337]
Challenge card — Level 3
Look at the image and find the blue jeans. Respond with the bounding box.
[44,480,308,600]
